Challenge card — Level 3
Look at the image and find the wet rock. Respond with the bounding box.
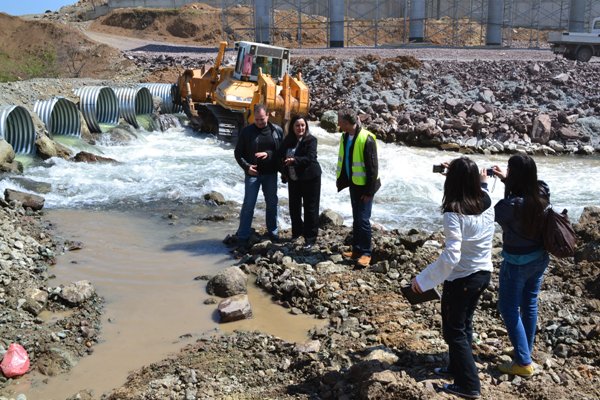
[59,280,95,304]
[73,151,119,163]
[218,294,252,322]
[35,134,72,160]
[206,266,247,297]
[22,287,48,316]
[4,189,45,210]
[203,191,225,205]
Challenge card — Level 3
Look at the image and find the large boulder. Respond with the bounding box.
[4,189,45,210]
[36,134,72,160]
[206,266,247,298]
[218,294,252,323]
[574,206,600,242]
[320,110,339,133]
[73,151,118,164]
[0,139,15,164]
[531,114,552,144]
[319,209,344,227]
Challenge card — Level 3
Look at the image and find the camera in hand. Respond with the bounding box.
[486,168,494,177]
[433,165,445,173]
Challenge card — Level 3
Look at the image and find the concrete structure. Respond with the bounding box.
[101,0,600,48]
[329,0,344,47]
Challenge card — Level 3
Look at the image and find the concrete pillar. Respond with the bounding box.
[486,0,504,46]
[569,0,586,32]
[329,0,344,47]
[255,0,272,44]
[409,0,425,42]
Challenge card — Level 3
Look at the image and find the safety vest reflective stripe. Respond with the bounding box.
[336,128,376,186]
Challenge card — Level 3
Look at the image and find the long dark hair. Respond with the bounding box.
[504,154,548,237]
[284,114,310,146]
[442,157,485,215]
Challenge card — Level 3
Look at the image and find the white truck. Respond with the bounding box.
[548,17,600,62]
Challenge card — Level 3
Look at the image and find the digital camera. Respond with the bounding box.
[432,165,445,173]
[486,168,494,177]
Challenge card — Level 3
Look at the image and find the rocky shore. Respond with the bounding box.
[128,52,600,155]
[0,198,103,392]
[1,181,599,399]
[106,206,600,400]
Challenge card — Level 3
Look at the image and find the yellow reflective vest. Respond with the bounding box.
[336,128,377,186]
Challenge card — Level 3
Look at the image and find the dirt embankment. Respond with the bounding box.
[0,12,136,83]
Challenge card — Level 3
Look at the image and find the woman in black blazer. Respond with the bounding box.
[281,115,322,246]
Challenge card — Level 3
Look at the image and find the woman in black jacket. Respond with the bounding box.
[281,115,322,246]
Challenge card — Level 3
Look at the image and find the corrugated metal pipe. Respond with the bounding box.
[113,86,154,129]
[73,86,119,133]
[0,105,36,155]
[33,97,81,137]
[139,83,182,114]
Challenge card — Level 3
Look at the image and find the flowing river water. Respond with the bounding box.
[2,124,600,399]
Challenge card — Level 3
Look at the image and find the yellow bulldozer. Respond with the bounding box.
[174,41,310,141]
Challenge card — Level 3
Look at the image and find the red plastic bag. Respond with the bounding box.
[1,343,30,378]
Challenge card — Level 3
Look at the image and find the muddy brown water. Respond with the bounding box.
[8,209,325,400]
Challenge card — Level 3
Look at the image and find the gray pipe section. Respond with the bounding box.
[33,97,81,137]
[139,83,182,114]
[255,0,272,44]
[409,0,425,42]
[569,0,586,32]
[73,86,119,133]
[0,105,36,155]
[329,0,345,48]
[113,87,153,129]
[486,0,504,46]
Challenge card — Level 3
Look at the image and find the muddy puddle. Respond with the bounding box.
[7,209,325,400]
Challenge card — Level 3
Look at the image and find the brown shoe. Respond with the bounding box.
[356,255,371,268]
[342,250,360,259]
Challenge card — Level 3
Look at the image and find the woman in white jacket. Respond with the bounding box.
[411,157,495,399]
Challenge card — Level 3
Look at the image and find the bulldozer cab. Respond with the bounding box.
[233,41,289,82]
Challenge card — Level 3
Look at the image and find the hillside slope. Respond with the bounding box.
[0,12,135,82]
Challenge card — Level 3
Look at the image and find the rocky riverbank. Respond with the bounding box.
[104,206,600,400]
[0,198,103,392]
[127,51,600,155]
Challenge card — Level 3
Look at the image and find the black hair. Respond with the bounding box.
[442,157,485,215]
[338,109,358,125]
[504,154,548,237]
[284,114,310,145]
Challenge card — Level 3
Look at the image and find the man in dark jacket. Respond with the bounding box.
[336,109,381,268]
[234,104,283,246]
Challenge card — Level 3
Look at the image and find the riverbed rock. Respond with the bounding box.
[35,134,73,160]
[59,280,95,304]
[319,209,344,227]
[0,139,15,164]
[73,151,119,163]
[218,294,252,322]
[204,191,226,205]
[4,188,45,210]
[206,266,247,297]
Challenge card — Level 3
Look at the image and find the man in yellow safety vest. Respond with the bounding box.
[336,109,381,268]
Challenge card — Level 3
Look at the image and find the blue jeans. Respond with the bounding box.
[236,173,278,240]
[498,253,549,366]
[442,270,491,393]
[349,186,373,256]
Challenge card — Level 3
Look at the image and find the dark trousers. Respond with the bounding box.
[442,270,491,393]
[288,176,321,241]
[349,185,373,256]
